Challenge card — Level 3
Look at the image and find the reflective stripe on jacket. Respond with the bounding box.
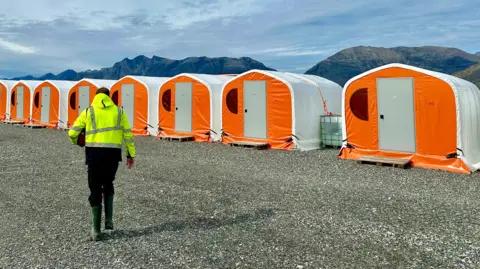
[68,93,136,158]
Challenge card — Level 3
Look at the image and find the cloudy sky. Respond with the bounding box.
[0,0,479,78]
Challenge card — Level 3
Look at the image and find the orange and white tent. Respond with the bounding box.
[158,73,232,141]
[30,80,76,128]
[338,63,480,174]
[67,79,117,127]
[0,80,18,121]
[220,69,342,150]
[110,76,169,136]
[9,80,43,122]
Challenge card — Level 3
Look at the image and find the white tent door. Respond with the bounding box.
[174,82,193,132]
[121,84,135,127]
[377,78,416,152]
[41,87,51,123]
[243,80,267,139]
[16,86,24,119]
[78,86,90,114]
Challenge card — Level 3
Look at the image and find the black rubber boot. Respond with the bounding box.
[104,195,114,230]
[90,206,102,241]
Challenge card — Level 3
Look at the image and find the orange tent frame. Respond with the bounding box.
[0,82,9,120]
[110,76,163,136]
[338,63,480,174]
[67,79,116,127]
[9,81,36,122]
[31,81,75,128]
[220,70,295,150]
[0,81,19,121]
[158,74,230,142]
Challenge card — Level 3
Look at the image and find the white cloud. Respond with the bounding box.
[0,0,478,77]
[0,0,273,31]
[0,38,36,54]
[236,46,340,57]
[158,0,272,30]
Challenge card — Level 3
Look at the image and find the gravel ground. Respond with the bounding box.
[0,123,479,268]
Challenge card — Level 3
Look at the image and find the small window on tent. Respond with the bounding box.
[69,92,76,109]
[111,91,119,106]
[226,88,238,114]
[34,92,40,108]
[162,89,171,112]
[349,88,368,121]
[10,91,15,106]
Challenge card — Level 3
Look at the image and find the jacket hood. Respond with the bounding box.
[90,93,116,108]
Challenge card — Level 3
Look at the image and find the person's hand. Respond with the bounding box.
[126,158,135,169]
[77,132,85,147]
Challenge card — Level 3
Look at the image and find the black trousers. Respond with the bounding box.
[87,162,119,207]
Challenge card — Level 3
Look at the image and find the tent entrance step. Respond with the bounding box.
[228,141,270,150]
[2,120,24,125]
[357,156,411,169]
[23,124,46,129]
[159,135,195,142]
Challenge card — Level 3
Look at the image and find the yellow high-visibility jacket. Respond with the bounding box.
[68,93,136,158]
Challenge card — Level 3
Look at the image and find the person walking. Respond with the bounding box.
[68,87,136,241]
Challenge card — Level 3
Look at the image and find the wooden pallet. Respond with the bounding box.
[23,124,46,129]
[159,135,195,142]
[228,141,270,150]
[2,120,24,125]
[357,156,411,169]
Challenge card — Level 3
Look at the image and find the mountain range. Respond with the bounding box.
[5,46,480,88]
[453,62,480,87]
[305,46,480,86]
[9,56,276,81]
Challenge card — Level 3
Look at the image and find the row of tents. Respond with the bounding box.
[0,70,343,149]
[1,63,480,175]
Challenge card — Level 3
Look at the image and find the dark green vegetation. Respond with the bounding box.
[0,124,479,268]
[7,46,480,89]
[454,62,480,88]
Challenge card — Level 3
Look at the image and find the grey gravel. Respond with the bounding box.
[0,123,479,268]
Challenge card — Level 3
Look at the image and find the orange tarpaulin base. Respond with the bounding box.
[157,130,210,142]
[132,129,149,136]
[8,119,27,123]
[220,135,295,150]
[338,147,471,174]
[26,121,57,129]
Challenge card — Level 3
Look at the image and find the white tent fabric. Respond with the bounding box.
[124,76,170,136]
[220,69,343,150]
[77,78,117,89]
[52,80,77,129]
[341,63,480,172]
[288,73,343,115]
[166,73,231,141]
